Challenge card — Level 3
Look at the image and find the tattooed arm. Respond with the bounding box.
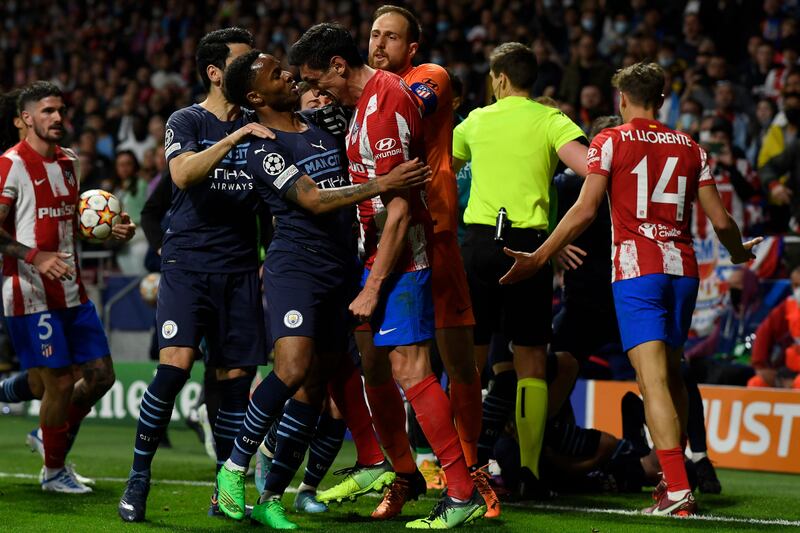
[0,204,75,281]
[285,158,431,214]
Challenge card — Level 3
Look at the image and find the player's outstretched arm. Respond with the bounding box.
[0,204,74,281]
[170,123,274,189]
[349,191,411,322]
[500,172,607,285]
[286,159,431,214]
[697,184,762,264]
[557,140,589,177]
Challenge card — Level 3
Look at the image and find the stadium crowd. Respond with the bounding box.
[0,0,799,529]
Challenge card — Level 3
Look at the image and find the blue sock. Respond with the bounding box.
[228,372,292,469]
[265,416,280,456]
[478,370,517,466]
[214,376,250,472]
[131,364,190,474]
[303,412,346,488]
[0,371,34,402]
[265,399,318,495]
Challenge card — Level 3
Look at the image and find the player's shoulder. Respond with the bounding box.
[407,63,449,86]
[167,104,205,127]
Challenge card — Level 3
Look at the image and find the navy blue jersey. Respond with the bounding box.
[247,118,355,265]
[162,104,259,273]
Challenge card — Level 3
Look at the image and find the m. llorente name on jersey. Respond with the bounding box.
[198,138,255,191]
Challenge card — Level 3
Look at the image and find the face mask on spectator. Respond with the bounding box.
[659,55,675,68]
[785,107,800,127]
[699,130,712,144]
[614,20,628,34]
[793,286,800,302]
[437,20,449,32]
[582,18,595,32]
[730,288,742,308]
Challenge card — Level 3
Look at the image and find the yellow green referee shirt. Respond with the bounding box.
[453,96,585,229]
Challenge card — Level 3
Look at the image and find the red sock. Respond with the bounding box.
[41,423,69,470]
[656,447,690,494]
[449,370,482,468]
[328,359,385,466]
[364,380,416,474]
[406,374,473,501]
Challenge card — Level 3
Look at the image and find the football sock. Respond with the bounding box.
[477,369,516,466]
[329,360,385,466]
[214,376,250,473]
[365,379,416,474]
[227,372,292,470]
[406,374,473,501]
[131,364,189,474]
[303,412,346,488]
[407,403,431,456]
[0,371,33,402]
[450,368,482,467]
[684,368,707,454]
[203,365,220,427]
[42,422,69,470]
[263,399,317,496]
[656,447,691,498]
[264,416,280,456]
[516,377,548,479]
[65,403,92,455]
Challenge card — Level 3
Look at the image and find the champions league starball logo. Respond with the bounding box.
[263,153,286,175]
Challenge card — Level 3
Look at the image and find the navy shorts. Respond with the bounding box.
[364,268,434,347]
[157,269,266,368]
[612,274,699,352]
[263,251,358,353]
[7,301,110,370]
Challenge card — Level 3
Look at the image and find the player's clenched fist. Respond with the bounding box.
[112,212,137,241]
[31,251,75,281]
[349,287,380,323]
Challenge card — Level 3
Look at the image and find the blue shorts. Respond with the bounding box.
[612,274,699,352]
[364,268,434,347]
[263,251,359,353]
[157,269,266,368]
[6,301,110,370]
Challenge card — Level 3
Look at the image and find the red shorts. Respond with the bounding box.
[431,231,475,329]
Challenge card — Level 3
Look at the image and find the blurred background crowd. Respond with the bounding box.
[2,0,800,388]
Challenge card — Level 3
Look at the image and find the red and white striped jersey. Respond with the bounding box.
[587,118,715,282]
[0,140,87,316]
[345,69,431,272]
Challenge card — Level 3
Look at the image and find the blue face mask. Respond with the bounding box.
[437,20,449,33]
[659,56,675,68]
[581,18,595,32]
[614,20,629,34]
[679,113,698,127]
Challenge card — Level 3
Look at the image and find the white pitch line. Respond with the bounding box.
[2,471,799,528]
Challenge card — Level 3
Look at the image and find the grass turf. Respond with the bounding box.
[0,416,798,532]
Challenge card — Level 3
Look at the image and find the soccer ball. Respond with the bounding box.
[139,272,160,306]
[78,189,122,243]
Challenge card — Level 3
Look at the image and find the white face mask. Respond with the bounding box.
[793,287,800,302]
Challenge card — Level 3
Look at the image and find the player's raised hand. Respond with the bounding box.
[32,251,75,281]
[730,237,764,264]
[112,213,137,241]
[378,158,432,192]
[499,247,546,285]
[230,122,276,143]
[557,244,587,270]
[349,287,380,323]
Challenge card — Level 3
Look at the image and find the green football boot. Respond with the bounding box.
[405,489,486,529]
[251,497,299,529]
[316,460,396,504]
[216,465,247,520]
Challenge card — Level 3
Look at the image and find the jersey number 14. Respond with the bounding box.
[633,155,687,222]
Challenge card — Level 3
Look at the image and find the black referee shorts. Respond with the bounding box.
[462,224,553,347]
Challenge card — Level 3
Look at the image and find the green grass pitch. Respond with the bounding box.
[0,416,798,532]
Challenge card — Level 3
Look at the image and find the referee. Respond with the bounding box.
[452,42,587,497]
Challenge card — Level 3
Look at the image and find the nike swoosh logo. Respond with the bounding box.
[378,328,397,335]
[34,178,47,186]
